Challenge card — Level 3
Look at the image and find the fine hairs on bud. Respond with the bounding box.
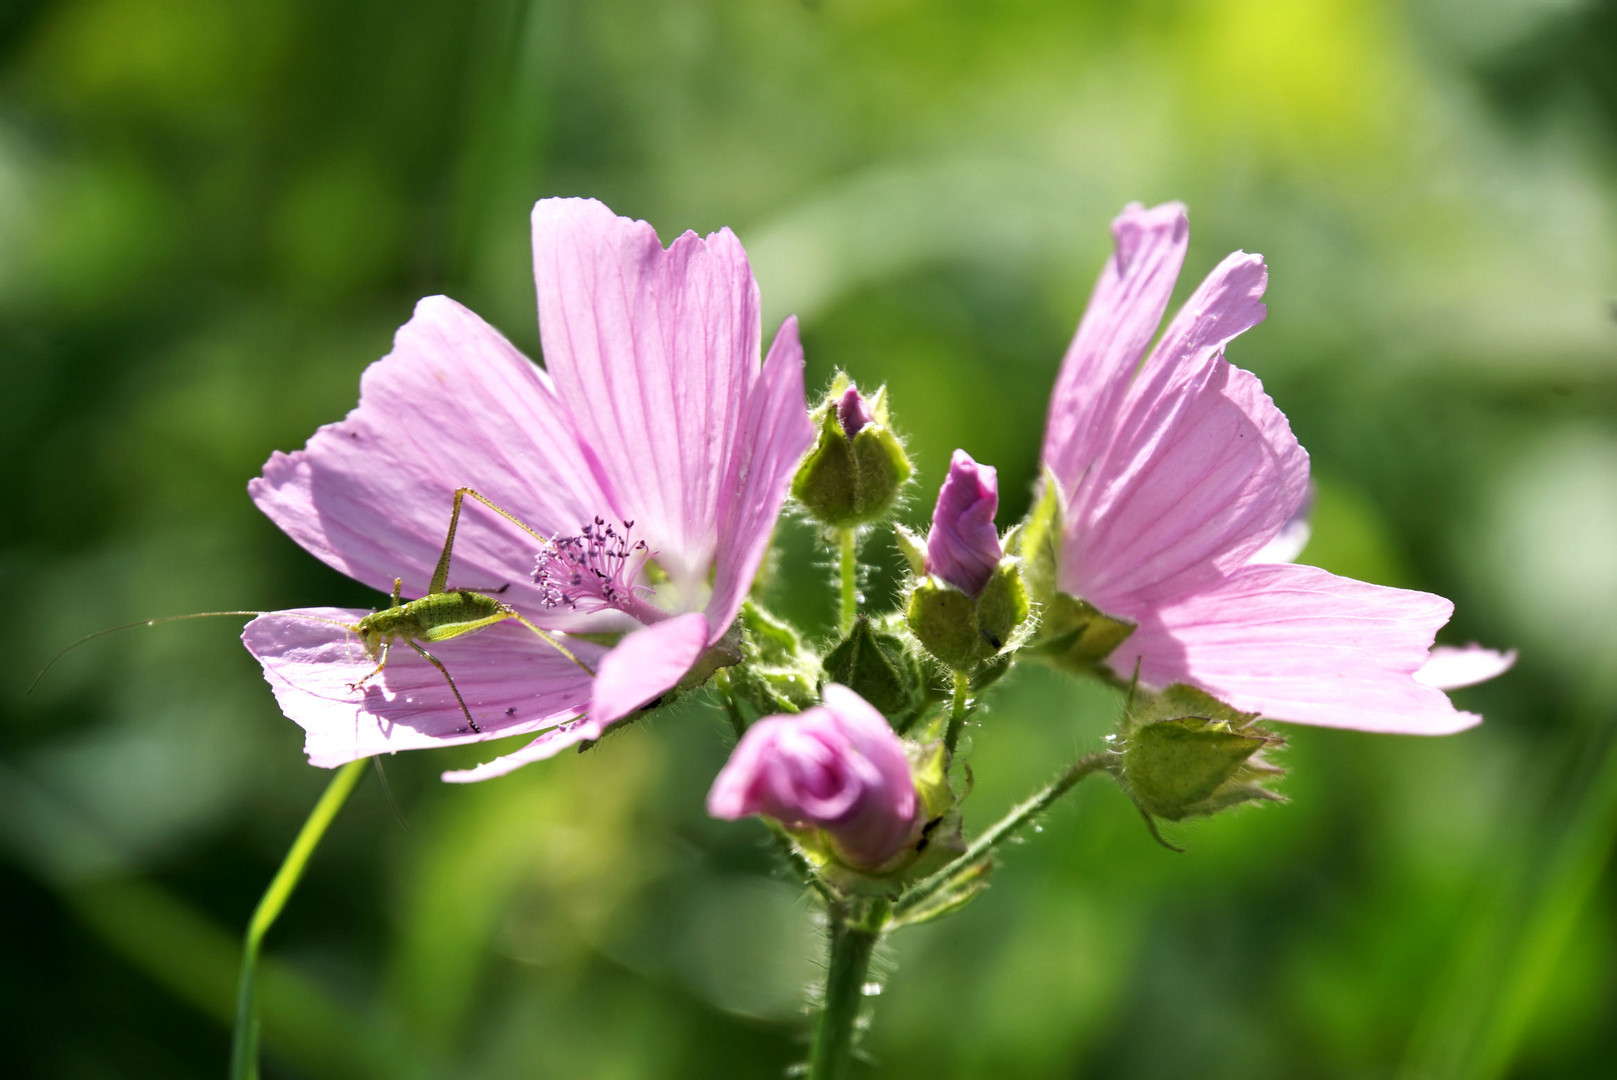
[791,373,914,527]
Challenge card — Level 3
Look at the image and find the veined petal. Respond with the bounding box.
[242,608,604,768]
[1416,644,1517,690]
[1250,497,1313,565]
[1112,563,1479,735]
[440,612,708,783]
[532,198,761,588]
[588,612,710,729]
[707,317,814,640]
[1042,202,1188,496]
[1064,252,1310,613]
[249,296,609,626]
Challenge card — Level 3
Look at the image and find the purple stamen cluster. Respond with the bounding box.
[532,516,653,613]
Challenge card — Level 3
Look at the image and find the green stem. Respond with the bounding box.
[230,759,367,1080]
[894,752,1113,919]
[943,670,971,759]
[808,910,880,1080]
[837,528,858,634]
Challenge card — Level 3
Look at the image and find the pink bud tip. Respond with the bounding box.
[837,385,875,440]
[926,449,1002,598]
[707,684,921,869]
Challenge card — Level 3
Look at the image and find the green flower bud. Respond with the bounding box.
[1118,684,1284,826]
[791,376,912,526]
[906,559,1029,673]
[822,615,922,718]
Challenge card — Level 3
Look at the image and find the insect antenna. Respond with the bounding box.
[30,610,356,693]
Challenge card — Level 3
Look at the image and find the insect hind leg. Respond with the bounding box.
[406,639,483,734]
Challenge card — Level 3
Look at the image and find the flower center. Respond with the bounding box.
[532,517,662,621]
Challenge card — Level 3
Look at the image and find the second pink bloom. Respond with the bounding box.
[1042,202,1508,734]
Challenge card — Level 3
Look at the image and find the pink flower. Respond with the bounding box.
[708,685,922,870]
[926,449,1002,598]
[1042,202,1507,734]
[243,198,814,778]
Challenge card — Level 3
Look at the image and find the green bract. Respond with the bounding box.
[1011,471,1137,675]
[906,559,1029,672]
[1119,684,1284,824]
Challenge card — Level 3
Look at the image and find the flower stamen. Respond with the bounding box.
[533,517,660,619]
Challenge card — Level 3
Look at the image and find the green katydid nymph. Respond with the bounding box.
[33,487,591,736]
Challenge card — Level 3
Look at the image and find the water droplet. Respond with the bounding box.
[1033,824,1043,834]
[861,982,883,997]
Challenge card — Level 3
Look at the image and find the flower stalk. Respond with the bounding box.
[230,758,367,1080]
[944,670,971,759]
[894,751,1114,920]
[809,904,884,1080]
[838,528,859,633]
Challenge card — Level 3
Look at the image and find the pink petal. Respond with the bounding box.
[249,296,611,629]
[1250,499,1313,565]
[707,684,919,869]
[1112,563,1481,735]
[819,683,918,827]
[588,611,710,729]
[441,612,709,783]
[532,198,761,588]
[438,719,601,783]
[1415,644,1517,690]
[1064,252,1310,614]
[706,317,815,640]
[242,608,604,768]
[926,449,1001,599]
[1042,202,1189,495]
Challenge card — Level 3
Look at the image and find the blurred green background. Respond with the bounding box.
[2,1,1614,1077]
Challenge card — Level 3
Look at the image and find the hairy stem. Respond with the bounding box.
[837,528,858,634]
[894,752,1114,919]
[808,910,880,1080]
[230,759,367,1080]
[943,670,971,759]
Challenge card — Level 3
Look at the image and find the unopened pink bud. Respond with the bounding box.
[707,684,921,869]
[926,449,1002,598]
[837,384,875,440]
